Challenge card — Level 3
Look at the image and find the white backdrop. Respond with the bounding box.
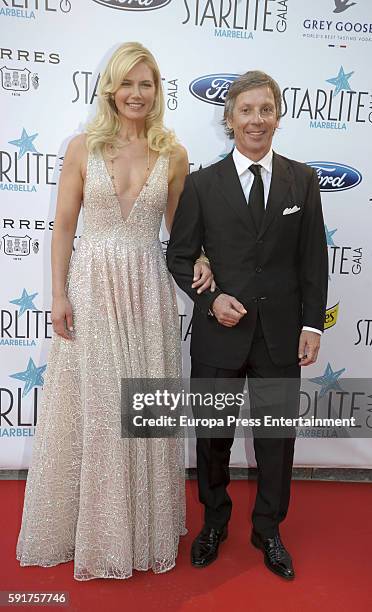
[1,0,371,469]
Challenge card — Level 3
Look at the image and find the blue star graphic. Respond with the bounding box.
[10,358,46,398]
[310,363,346,399]
[325,226,337,247]
[8,128,39,159]
[9,289,38,317]
[326,66,354,96]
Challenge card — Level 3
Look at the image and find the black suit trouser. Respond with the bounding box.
[191,317,301,539]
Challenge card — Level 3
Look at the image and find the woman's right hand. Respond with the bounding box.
[51,295,74,340]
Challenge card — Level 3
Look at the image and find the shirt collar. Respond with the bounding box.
[232,146,273,177]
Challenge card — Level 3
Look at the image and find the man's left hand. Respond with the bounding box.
[298,331,321,366]
[192,261,216,294]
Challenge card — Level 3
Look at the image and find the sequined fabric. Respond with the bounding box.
[16,152,186,581]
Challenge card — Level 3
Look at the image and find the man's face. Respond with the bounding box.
[228,86,279,161]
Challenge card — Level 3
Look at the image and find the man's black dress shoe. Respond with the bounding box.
[251,531,295,580]
[191,525,228,568]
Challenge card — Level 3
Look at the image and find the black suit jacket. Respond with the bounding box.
[167,151,328,369]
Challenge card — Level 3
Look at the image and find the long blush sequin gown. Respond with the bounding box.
[16,151,186,580]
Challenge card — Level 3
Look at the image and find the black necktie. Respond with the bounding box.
[248,164,265,231]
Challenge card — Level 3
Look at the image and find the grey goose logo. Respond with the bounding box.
[333,0,357,13]
[189,74,239,106]
[307,162,362,192]
[92,0,171,10]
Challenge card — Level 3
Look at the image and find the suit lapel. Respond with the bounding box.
[258,152,292,238]
[216,153,257,236]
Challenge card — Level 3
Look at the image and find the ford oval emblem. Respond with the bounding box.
[189,74,240,106]
[92,0,172,11]
[307,161,362,192]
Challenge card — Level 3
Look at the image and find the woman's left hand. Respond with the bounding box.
[192,261,216,294]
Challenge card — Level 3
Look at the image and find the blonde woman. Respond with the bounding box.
[16,42,214,581]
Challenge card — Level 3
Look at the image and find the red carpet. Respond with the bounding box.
[1,479,371,612]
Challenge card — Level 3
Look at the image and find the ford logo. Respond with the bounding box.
[307,162,362,192]
[92,0,171,11]
[189,74,240,106]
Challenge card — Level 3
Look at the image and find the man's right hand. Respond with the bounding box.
[212,294,247,327]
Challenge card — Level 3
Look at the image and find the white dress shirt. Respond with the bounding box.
[232,146,322,336]
[233,146,273,206]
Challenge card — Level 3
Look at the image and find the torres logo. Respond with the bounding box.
[0,67,39,94]
[1,235,40,258]
[0,48,60,95]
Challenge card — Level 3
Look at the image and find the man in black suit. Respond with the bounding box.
[167,71,328,579]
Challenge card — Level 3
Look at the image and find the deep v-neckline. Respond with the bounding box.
[100,150,161,223]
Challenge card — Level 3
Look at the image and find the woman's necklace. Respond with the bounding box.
[110,140,151,201]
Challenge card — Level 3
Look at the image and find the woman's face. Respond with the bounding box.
[113,61,156,123]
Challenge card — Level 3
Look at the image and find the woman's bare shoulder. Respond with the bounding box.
[65,133,88,158]
[62,134,89,179]
[169,143,188,163]
[168,143,188,179]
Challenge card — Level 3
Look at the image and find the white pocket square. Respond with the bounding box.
[283,205,301,216]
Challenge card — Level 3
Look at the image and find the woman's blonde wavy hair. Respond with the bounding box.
[86,42,177,155]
